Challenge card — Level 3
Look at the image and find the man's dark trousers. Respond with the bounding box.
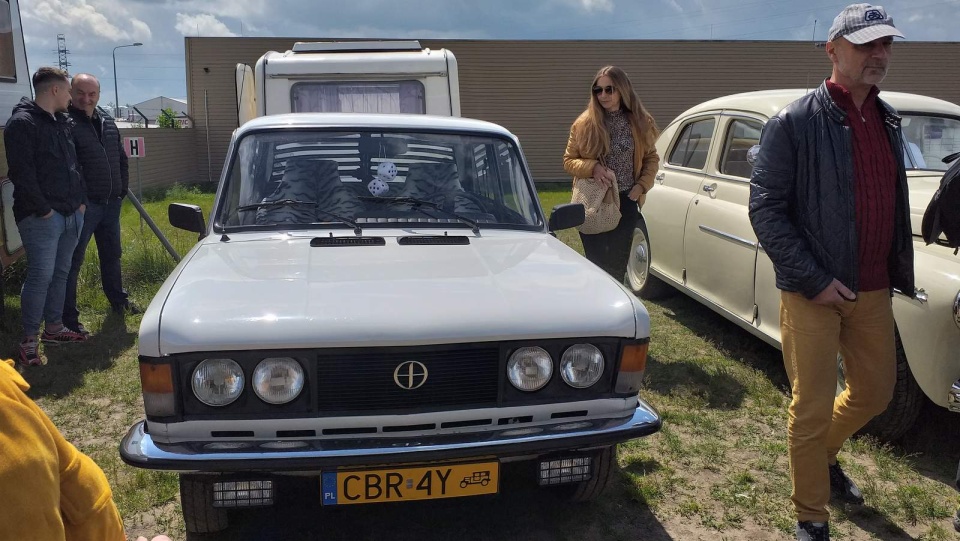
[63,196,127,328]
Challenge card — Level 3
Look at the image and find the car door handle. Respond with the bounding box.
[655,172,665,183]
[702,183,717,193]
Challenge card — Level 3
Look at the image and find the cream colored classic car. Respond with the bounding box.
[627,89,960,441]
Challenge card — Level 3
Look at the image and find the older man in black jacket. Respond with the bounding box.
[748,4,915,541]
[63,73,137,335]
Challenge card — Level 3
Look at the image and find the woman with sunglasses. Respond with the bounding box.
[563,65,660,279]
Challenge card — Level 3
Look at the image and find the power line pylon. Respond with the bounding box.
[57,34,70,73]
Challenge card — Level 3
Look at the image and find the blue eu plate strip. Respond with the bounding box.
[321,472,338,505]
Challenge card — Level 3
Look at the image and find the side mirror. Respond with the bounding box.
[746,144,761,167]
[549,203,585,232]
[169,203,206,239]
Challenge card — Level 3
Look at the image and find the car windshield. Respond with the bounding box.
[900,114,960,171]
[216,129,542,232]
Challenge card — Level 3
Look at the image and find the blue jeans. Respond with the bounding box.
[17,210,83,337]
[64,197,128,327]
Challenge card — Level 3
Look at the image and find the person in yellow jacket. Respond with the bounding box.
[0,359,173,541]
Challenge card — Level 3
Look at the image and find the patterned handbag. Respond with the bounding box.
[571,159,621,234]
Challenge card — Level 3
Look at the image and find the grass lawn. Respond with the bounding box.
[3,183,958,540]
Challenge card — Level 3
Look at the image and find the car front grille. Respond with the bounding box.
[315,345,500,413]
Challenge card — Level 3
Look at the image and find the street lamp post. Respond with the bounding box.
[112,42,142,119]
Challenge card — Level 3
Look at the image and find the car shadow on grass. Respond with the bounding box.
[650,294,790,391]
[645,354,748,409]
[10,311,136,398]
[887,399,960,488]
[187,462,675,541]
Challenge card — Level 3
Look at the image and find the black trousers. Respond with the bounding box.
[579,191,639,280]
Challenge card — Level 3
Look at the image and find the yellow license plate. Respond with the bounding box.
[321,461,499,505]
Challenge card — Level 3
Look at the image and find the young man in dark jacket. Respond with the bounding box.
[63,73,137,335]
[748,4,915,541]
[3,67,88,366]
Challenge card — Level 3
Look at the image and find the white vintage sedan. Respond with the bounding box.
[120,113,661,534]
[628,89,960,441]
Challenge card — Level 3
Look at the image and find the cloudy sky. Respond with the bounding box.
[16,0,960,108]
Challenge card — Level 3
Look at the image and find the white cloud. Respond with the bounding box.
[174,13,237,37]
[167,0,266,20]
[23,0,152,42]
[579,0,614,12]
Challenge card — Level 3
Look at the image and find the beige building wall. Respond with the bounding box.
[120,128,198,195]
[185,38,960,186]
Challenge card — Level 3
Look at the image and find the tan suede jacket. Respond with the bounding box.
[562,112,660,207]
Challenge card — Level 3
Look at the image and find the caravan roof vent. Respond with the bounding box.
[291,41,423,54]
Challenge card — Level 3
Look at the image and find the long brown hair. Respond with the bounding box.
[577,65,659,160]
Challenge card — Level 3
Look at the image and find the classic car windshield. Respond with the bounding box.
[900,114,960,171]
[216,129,542,231]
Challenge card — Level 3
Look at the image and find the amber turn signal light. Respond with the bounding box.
[140,363,174,393]
[619,343,648,372]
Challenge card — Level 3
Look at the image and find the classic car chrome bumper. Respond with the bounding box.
[120,400,661,472]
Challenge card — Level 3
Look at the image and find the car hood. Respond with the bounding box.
[908,170,944,235]
[143,232,645,354]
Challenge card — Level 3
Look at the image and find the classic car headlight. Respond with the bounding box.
[192,358,245,406]
[560,344,605,388]
[507,347,553,391]
[252,357,305,404]
[954,290,960,329]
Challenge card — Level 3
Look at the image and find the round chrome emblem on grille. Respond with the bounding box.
[393,361,429,390]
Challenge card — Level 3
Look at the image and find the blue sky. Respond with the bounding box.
[18,0,960,108]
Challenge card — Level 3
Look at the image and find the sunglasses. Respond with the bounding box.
[593,85,615,96]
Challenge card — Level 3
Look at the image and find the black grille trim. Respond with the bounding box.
[398,236,470,245]
[310,236,386,247]
[316,345,500,413]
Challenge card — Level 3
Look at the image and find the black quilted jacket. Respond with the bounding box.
[67,106,128,201]
[748,81,915,299]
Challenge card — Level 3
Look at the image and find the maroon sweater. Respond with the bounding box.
[826,80,897,292]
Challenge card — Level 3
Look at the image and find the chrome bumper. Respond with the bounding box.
[949,380,960,413]
[120,400,661,472]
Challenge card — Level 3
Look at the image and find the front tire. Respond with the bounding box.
[837,327,923,442]
[625,219,673,299]
[180,475,229,534]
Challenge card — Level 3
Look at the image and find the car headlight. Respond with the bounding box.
[954,290,960,330]
[253,357,305,404]
[560,344,605,388]
[507,346,553,391]
[192,358,244,406]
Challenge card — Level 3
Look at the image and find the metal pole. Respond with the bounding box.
[111,43,142,119]
[125,192,181,262]
[205,90,212,183]
[112,47,119,118]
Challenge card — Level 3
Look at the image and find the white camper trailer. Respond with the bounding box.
[0,0,29,268]
[236,40,460,125]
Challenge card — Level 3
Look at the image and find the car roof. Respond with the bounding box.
[674,88,960,122]
[237,113,515,138]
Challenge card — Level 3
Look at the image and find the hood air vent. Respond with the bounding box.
[310,237,386,247]
[398,236,470,246]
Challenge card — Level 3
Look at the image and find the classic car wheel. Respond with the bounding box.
[180,475,229,534]
[836,327,923,442]
[625,219,673,299]
[550,445,617,502]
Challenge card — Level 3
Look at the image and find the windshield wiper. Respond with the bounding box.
[358,196,480,234]
[238,199,362,235]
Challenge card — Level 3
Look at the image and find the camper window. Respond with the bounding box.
[0,0,15,81]
[291,81,425,114]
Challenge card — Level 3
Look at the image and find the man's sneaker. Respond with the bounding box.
[71,323,91,337]
[796,521,830,541]
[41,326,88,345]
[829,462,864,504]
[17,337,43,366]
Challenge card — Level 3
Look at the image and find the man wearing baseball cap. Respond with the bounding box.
[749,4,912,540]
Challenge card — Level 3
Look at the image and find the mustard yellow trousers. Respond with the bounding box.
[780,289,896,522]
